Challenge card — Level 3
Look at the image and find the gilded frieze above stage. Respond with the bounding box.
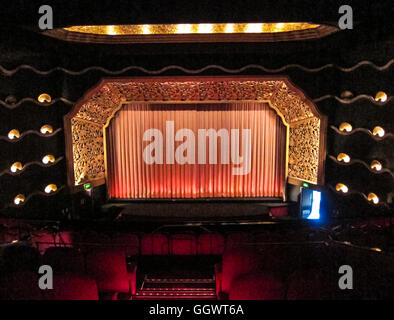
[75,80,317,125]
[67,78,326,188]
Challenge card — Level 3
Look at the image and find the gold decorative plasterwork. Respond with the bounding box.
[65,77,326,188]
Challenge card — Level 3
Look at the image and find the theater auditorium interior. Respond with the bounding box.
[0,1,393,301]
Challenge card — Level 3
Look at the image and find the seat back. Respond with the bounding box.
[141,233,168,255]
[85,249,130,293]
[43,247,85,275]
[42,275,98,300]
[197,233,225,255]
[229,271,286,300]
[169,234,197,255]
[0,271,42,300]
[1,245,41,273]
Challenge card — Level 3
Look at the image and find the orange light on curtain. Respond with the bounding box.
[106,102,287,199]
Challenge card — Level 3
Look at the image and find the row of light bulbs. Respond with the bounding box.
[338,123,386,137]
[335,184,380,204]
[8,93,54,206]
[7,125,54,140]
[336,153,383,171]
[10,155,56,173]
[13,184,58,205]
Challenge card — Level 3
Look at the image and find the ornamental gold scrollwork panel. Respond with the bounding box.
[67,78,324,187]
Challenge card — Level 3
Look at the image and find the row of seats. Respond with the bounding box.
[29,230,320,256]
[0,245,136,300]
[217,243,394,300]
[30,231,239,255]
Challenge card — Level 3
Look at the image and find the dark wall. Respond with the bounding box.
[0,1,393,220]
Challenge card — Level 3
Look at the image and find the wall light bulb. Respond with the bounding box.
[10,162,23,173]
[8,129,20,140]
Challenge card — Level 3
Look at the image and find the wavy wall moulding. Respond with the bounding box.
[64,76,327,192]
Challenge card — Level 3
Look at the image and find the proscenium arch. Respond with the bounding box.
[64,76,327,192]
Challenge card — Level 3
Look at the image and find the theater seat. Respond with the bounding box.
[197,233,225,255]
[0,272,42,300]
[220,247,263,294]
[286,268,334,300]
[225,232,254,251]
[1,245,41,273]
[42,247,85,275]
[30,231,57,254]
[85,249,136,295]
[169,234,197,255]
[111,233,140,256]
[141,233,168,255]
[229,271,286,300]
[43,275,98,300]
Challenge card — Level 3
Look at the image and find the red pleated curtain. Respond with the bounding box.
[106,102,286,199]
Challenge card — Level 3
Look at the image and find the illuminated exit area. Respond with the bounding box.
[300,188,323,220]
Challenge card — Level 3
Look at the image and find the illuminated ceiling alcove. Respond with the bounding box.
[45,22,338,43]
[64,76,327,190]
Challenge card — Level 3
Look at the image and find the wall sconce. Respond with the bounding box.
[370,160,383,171]
[44,184,58,194]
[372,126,385,137]
[10,162,23,173]
[37,93,52,104]
[42,154,55,164]
[367,192,379,204]
[337,153,351,163]
[339,122,352,133]
[8,129,20,140]
[375,91,387,102]
[40,125,53,134]
[14,194,25,205]
[335,183,349,193]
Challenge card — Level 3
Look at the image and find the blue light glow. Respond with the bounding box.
[307,190,321,220]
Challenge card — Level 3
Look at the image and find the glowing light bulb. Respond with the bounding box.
[375,91,387,102]
[8,129,20,140]
[336,183,348,193]
[245,23,263,33]
[176,24,192,34]
[337,153,351,163]
[224,23,235,33]
[44,184,57,194]
[37,93,52,103]
[198,24,213,34]
[14,194,25,205]
[370,160,382,171]
[367,193,379,204]
[339,122,352,133]
[107,25,117,35]
[372,126,385,137]
[40,125,53,134]
[10,162,23,173]
[42,154,55,164]
[141,25,151,34]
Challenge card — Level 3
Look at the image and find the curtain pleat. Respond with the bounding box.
[107,102,286,199]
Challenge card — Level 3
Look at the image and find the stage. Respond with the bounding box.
[102,200,297,223]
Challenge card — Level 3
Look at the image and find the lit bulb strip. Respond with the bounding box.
[0,128,62,142]
[8,185,65,208]
[328,184,388,207]
[64,22,320,35]
[0,97,74,110]
[328,155,394,178]
[0,156,63,177]
[313,94,392,104]
[330,125,393,140]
